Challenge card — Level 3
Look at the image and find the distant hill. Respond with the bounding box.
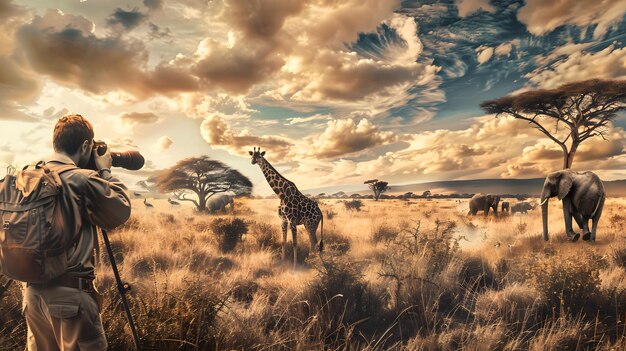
[303,178,626,197]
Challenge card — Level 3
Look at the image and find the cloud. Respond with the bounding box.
[15,10,197,97]
[476,45,494,64]
[517,0,626,38]
[308,118,398,159]
[147,22,171,40]
[0,0,39,121]
[155,135,173,151]
[494,40,519,57]
[106,7,147,32]
[526,44,626,89]
[118,112,161,127]
[287,114,332,125]
[200,115,293,160]
[143,0,163,11]
[0,145,15,165]
[455,0,495,17]
[42,107,69,119]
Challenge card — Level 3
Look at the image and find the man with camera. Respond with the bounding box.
[22,115,131,350]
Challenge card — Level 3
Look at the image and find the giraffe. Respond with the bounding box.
[249,147,323,268]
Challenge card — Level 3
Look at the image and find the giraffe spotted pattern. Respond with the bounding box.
[249,147,323,268]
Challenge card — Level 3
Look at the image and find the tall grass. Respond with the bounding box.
[0,198,624,350]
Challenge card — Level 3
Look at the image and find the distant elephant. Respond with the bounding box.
[207,194,235,213]
[540,170,605,242]
[511,201,535,214]
[501,201,510,213]
[468,193,501,217]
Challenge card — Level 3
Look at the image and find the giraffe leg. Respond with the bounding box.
[290,221,298,270]
[281,217,288,261]
[305,221,319,251]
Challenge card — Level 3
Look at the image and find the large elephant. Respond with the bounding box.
[207,194,235,213]
[511,201,536,214]
[540,170,605,242]
[468,193,501,217]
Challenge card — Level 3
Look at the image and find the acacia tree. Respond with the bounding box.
[154,156,252,212]
[481,79,626,169]
[364,179,389,201]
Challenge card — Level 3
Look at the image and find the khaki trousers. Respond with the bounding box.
[23,284,107,351]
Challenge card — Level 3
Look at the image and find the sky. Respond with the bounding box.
[0,0,626,195]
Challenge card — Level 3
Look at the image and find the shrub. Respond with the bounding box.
[304,252,387,347]
[325,209,337,220]
[528,254,601,317]
[321,229,350,253]
[474,283,544,327]
[459,255,498,292]
[250,221,278,249]
[611,245,626,268]
[370,223,399,243]
[343,199,364,211]
[211,217,248,253]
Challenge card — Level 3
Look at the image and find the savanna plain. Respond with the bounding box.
[1,197,625,350]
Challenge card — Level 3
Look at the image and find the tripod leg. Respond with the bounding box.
[100,228,142,351]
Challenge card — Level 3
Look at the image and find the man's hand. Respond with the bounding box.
[94,147,113,171]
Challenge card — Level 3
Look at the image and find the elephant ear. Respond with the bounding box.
[558,172,573,200]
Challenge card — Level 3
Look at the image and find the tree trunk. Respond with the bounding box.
[198,191,207,212]
[565,142,578,169]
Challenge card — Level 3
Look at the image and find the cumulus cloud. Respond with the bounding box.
[200,115,293,160]
[155,135,173,151]
[526,44,626,88]
[494,40,519,57]
[476,45,494,64]
[518,0,626,37]
[15,10,197,97]
[455,0,495,17]
[0,2,38,121]
[309,118,398,159]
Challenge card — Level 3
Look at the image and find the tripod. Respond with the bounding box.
[100,227,143,351]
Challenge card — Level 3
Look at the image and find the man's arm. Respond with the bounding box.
[83,146,131,230]
[83,171,131,230]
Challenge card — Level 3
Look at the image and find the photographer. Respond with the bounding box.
[23,115,131,350]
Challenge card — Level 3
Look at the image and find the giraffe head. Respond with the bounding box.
[248,146,265,165]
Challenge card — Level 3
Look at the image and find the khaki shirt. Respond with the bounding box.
[46,153,131,280]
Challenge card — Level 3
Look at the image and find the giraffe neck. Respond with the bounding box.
[257,157,297,199]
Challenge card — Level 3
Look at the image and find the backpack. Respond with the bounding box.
[0,161,77,283]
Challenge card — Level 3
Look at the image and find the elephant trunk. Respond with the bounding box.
[540,191,550,241]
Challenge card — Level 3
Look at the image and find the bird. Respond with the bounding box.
[168,198,180,206]
[143,198,154,208]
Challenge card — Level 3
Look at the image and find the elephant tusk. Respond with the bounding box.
[539,197,549,206]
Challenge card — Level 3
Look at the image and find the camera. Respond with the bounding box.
[86,141,145,171]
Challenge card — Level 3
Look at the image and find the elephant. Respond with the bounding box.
[540,169,605,242]
[511,201,536,214]
[207,194,235,213]
[468,193,501,217]
[501,201,510,213]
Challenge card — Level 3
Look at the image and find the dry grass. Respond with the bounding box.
[1,197,625,350]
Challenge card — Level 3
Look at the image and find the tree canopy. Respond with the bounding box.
[481,79,626,169]
[154,156,252,212]
[365,179,389,201]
